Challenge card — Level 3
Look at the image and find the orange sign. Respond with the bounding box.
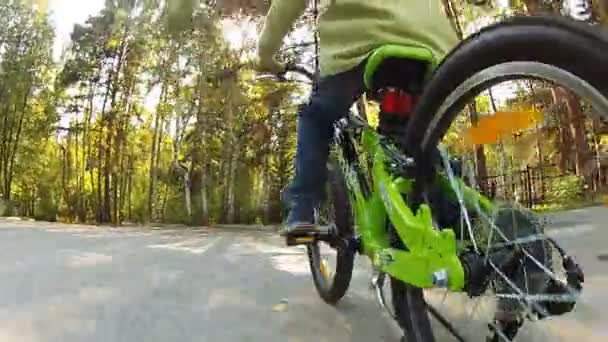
[464,110,543,146]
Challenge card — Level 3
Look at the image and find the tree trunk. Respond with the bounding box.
[200,162,209,225]
[468,102,488,184]
[105,16,131,225]
[74,122,80,220]
[119,155,129,221]
[563,89,589,176]
[263,96,280,223]
[442,0,465,38]
[226,144,238,224]
[148,83,167,221]
[160,184,169,222]
[5,86,30,200]
[222,78,238,224]
[112,152,119,225]
[154,118,165,220]
[184,164,192,222]
[97,54,115,223]
[195,116,209,225]
[594,0,608,23]
[64,133,73,220]
[524,0,545,13]
[591,119,603,190]
[127,157,133,222]
[487,88,510,196]
[552,87,590,181]
[262,154,272,224]
[527,81,546,197]
[113,87,132,225]
[148,112,160,222]
[552,87,574,172]
[115,148,124,224]
[563,89,590,179]
[95,143,102,224]
[83,82,96,222]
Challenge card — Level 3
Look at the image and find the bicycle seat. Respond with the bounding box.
[364,45,436,96]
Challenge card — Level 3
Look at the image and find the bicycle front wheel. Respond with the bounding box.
[395,15,608,342]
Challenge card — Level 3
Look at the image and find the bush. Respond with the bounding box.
[545,174,584,204]
[163,192,190,224]
[34,186,58,222]
[533,174,585,212]
[0,199,17,217]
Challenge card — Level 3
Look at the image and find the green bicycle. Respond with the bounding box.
[281,15,606,342]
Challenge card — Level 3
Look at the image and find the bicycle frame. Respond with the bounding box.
[335,116,496,291]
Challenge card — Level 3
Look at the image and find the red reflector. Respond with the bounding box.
[380,90,414,117]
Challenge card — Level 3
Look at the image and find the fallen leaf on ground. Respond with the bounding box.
[272,298,289,312]
[272,303,288,312]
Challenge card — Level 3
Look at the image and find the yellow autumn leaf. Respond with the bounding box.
[272,298,288,312]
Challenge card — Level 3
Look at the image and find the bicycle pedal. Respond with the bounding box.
[286,235,315,246]
[285,225,334,246]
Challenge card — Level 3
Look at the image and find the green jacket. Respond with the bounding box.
[258,0,460,77]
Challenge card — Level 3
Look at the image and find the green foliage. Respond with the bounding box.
[0,0,309,225]
[545,174,585,204]
[35,183,58,222]
[0,1,56,211]
[3,0,600,226]
[162,190,190,224]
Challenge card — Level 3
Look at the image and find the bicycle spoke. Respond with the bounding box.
[443,161,583,307]
[488,256,551,318]
[408,32,608,340]
[476,210,580,301]
[432,131,575,341]
[450,165,577,307]
[440,146,478,252]
[495,293,580,303]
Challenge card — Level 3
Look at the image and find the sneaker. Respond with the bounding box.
[280,200,318,237]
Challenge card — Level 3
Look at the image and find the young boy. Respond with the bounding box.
[256,0,460,237]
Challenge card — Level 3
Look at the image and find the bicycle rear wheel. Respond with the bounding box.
[394,15,607,342]
[307,159,355,305]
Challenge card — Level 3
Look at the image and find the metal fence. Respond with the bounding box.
[478,166,587,209]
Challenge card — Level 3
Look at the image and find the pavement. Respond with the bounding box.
[0,206,606,342]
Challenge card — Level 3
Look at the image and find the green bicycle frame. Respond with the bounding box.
[340,122,495,291]
[329,43,497,292]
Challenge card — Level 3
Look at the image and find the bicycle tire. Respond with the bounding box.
[308,159,355,305]
[404,15,608,155]
[392,15,608,341]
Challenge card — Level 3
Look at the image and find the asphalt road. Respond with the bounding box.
[0,206,606,342]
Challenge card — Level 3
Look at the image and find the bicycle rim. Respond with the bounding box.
[308,186,340,294]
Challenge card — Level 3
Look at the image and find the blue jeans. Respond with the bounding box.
[283,63,366,211]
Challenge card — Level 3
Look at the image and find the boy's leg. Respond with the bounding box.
[282,64,365,235]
